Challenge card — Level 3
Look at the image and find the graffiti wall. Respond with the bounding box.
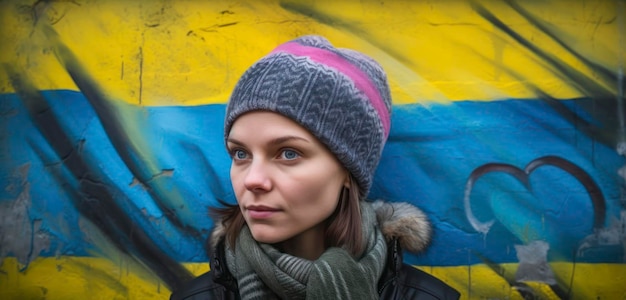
[1,0,624,299]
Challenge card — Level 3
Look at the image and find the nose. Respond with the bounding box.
[243,159,272,193]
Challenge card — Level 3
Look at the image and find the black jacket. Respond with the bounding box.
[170,238,460,300]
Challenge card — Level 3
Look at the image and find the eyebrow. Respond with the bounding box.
[227,135,311,147]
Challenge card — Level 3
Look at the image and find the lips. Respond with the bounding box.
[246,205,281,219]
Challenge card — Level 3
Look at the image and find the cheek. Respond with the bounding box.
[229,167,245,194]
[288,172,342,210]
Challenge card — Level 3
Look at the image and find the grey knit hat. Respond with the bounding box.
[224,35,392,198]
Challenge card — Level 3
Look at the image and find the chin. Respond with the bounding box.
[249,228,286,244]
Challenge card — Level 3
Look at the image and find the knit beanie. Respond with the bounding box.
[224,35,392,198]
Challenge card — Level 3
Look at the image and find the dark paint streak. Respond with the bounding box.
[473,2,613,98]
[30,0,76,27]
[279,1,417,68]
[472,2,625,147]
[505,0,619,86]
[503,0,626,146]
[535,93,615,148]
[4,40,196,293]
[462,42,617,149]
[199,22,239,32]
[476,251,570,299]
[181,141,228,199]
[38,169,146,270]
[216,21,238,28]
[473,253,536,299]
[472,1,625,149]
[69,258,130,295]
[39,24,202,239]
[5,67,193,290]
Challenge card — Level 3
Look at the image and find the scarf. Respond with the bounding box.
[225,201,388,300]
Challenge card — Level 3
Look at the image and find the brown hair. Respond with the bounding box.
[211,175,364,256]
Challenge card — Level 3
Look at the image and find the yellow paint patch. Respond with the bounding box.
[1,257,625,299]
[0,256,209,299]
[0,0,622,104]
[417,262,626,299]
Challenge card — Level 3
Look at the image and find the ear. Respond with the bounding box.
[343,171,351,188]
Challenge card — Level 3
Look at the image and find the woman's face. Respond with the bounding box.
[227,111,347,248]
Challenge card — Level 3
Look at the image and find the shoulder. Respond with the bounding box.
[170,271,224,300]
[377,235,459,300]
[394,264,460,300]
[170,237,239,300]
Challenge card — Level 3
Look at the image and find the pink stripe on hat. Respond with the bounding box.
[271,42,390,138]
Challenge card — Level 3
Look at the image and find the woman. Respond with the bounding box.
[171,35,460,300]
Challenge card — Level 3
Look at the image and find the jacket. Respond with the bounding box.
[170,201,460,300]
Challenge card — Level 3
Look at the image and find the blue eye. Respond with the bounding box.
[281,149,300,160]
[233,150,248,160]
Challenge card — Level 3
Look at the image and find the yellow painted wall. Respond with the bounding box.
[1,258,625,299]
[1,0,622,105]
[1,0,624,299]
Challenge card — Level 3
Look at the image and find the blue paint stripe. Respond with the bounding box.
[0,90,623,265]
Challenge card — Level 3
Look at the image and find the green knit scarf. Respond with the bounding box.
[225,202,387,300]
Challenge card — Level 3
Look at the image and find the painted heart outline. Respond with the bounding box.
[464,155,606,235]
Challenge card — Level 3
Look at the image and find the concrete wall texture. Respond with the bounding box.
[0,0,624,299]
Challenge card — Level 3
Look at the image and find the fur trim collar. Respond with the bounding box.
[370,200,431,253]
[210,201,431,253]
